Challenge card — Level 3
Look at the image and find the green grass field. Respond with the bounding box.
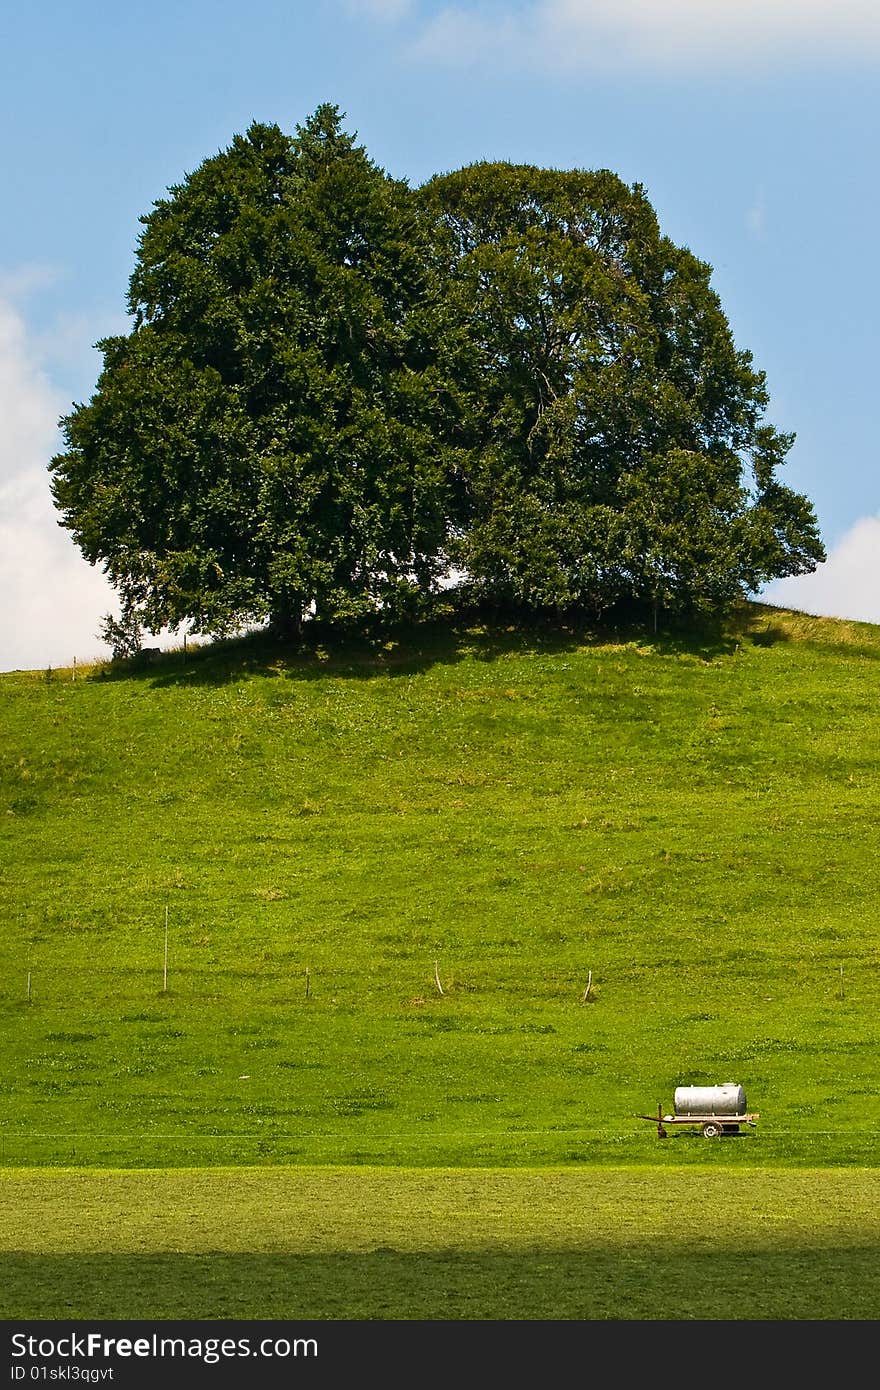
[3,1165,879,1319]
[2,601,879,1318]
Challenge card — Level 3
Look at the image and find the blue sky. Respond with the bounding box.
[2,0,878,669]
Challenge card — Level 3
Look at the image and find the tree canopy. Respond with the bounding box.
[52,106,460,640]
[419,161,824,618]
[50,106,824,645]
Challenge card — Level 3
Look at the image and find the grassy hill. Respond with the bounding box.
[2,601,879,1170]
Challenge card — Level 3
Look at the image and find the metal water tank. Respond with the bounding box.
[674,1083,746,1116]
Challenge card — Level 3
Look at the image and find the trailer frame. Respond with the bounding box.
[637,1102,760,1138]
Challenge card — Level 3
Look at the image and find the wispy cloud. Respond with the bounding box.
[407,1,880,73]
[761,515,880,625]
[0,285,116,672]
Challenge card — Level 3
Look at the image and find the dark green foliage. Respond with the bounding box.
[420,162,825,618]
[50,111,824,639]
[51,107,458,638]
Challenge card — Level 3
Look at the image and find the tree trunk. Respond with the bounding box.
[270,595,304,642]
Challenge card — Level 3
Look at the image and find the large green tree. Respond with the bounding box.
[418,162,825,620]
[51,106,461,639]
[51,117,824,645]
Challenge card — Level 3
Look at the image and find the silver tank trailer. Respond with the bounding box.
[674,1083,746,1117]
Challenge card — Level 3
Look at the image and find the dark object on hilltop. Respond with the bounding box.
[50,104,824,648]
[638,1082,759,1138]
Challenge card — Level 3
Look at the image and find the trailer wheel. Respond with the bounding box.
[701,1121,723,1138]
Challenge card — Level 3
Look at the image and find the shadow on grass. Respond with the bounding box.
[89,598,748,691]
[748,623,789,648]
[2,1244,879,1319]
[748,603,880,662]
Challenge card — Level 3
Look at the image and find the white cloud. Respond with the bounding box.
[409,1,880,73]
[0,289,117,673]
[761,516,880,625]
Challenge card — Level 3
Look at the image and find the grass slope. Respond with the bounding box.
[3,1165,879,1319]
[1,603,879,1168]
